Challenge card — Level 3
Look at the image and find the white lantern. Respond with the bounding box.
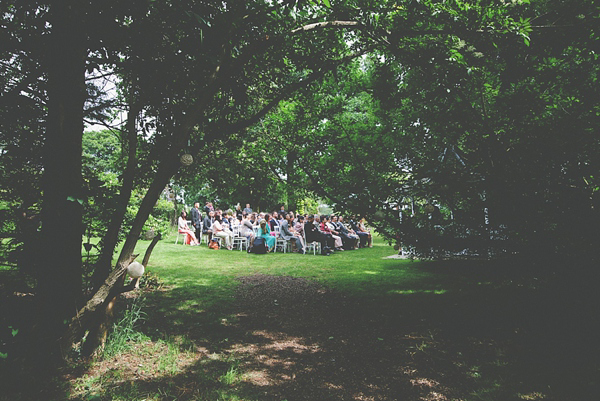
[180,154,193,166]
[127,261,145,278]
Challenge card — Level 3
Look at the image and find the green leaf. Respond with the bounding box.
[66,196,85,205]
[322,0,331,8]
[0,352,7,359]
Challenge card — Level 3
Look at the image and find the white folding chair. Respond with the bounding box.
[274,232,290,253]
[302,230,321,255]
[232,226,248,251]
[175,220,193,245]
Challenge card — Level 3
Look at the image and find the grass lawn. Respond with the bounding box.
[3,233,599,401]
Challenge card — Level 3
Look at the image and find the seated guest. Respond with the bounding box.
[350,216,369,248]
[202,211,215,240]
[329,215,345,248]
[223,211,234,230]
[322,215,344,251]
[231,213,240,229]
[305,215,332,255]
[178,211,200,245]
[257,219,276,252]
[243,203,253,214]
[337,216,359,249]
[314,215,336,250]
[268,213,280,232]
[358,216,373,247]
[212,215,234,250]
[240,214,256,245]
[279,205,286,217]
[235,204,243,220]
[280,213,304,253]
[294,215,305,236]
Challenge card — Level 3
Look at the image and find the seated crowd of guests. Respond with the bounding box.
[178,202,372,255]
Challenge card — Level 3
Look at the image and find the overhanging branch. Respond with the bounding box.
[292,20,361,34]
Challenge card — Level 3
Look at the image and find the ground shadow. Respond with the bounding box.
[87,267,599,401]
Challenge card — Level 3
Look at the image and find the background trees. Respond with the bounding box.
[220,0,599,258]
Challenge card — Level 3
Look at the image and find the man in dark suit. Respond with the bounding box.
[191,202,201,240]
[337,216,359,249]
[350,216,368,247]
[304,214,332,255]
[202,210,214,241]
[332,215,358,249]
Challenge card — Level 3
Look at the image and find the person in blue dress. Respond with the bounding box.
[257,219,275,252]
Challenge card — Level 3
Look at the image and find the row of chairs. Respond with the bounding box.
[176,220,322,254]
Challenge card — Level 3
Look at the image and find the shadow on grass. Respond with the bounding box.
[2,254,599,401]
[62,262,600,401]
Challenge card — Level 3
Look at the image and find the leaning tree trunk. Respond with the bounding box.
[92,99,142,290]
[35,0,87,364]
[80,233,161,355]
[73,155,181,356]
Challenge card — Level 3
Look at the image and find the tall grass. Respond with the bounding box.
[102,296,149,358]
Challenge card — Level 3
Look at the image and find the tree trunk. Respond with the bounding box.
[66,143,183,355]
[36,0,87,362]
[81,233,161,355]
[92,100,141,290]
[286,150,298,212]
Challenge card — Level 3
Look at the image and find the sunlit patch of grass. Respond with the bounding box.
[73,373,103,395]
[518,392,547,400]
[156,340,181,375]
[102,296,150,359]
[219,364,240,385]
[469,379,503,400]
[388,289,447,295]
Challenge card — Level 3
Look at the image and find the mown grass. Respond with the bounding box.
[3,230,599,401]
[135,232,457,305]
[69,232,594,401]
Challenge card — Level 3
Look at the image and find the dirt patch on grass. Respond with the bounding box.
[5,273,597,401]
[229,274,472,400]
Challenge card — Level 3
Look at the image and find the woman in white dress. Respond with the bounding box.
[212,215,234,250]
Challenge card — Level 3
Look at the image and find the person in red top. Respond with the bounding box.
[319,215,344,251]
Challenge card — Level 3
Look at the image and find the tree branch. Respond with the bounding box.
[291,20,361,34]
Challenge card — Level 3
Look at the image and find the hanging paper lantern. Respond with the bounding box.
[127,261,145,278]
[180,153,193,166]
